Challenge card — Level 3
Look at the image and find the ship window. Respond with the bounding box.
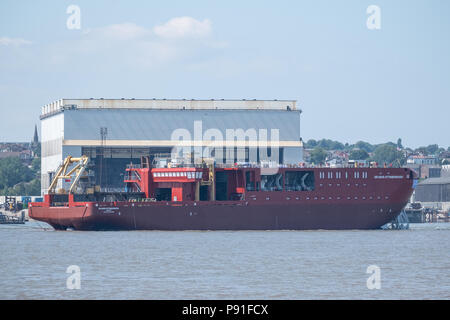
[261,173,283,191]
[284,171,314,191]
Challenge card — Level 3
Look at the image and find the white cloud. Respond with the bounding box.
[0,17,223,72]
[153,17,212,39]
[0,37,32,46]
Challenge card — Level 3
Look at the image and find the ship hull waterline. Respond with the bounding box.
[29,201,408,231]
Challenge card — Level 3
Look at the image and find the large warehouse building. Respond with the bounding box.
[40,99,303,195]
[414,177,450,212]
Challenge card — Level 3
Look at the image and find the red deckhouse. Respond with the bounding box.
[29,155,416,231]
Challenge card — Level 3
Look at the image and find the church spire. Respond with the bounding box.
[33,124,39,144]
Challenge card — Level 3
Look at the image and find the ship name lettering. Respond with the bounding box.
[374,176,403,179]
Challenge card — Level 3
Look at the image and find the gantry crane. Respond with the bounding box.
[48,156,89,194]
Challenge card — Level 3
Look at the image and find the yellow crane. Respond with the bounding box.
[48,156,89,194]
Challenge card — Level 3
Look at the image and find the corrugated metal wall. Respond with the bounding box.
[415,183,450,202]
[63,109,300,141]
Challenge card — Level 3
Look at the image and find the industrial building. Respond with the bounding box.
[40,99,303,195]
[414,177,450,212]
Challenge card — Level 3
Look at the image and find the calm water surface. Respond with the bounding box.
[1,221,449,299]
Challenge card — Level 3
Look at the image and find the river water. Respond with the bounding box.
[0,222,449,300]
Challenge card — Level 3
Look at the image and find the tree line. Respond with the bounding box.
[0,144,41,196]
[306,139,449,166]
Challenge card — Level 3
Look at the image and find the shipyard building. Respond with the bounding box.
[40,99,303,195]
[414,177,450,212]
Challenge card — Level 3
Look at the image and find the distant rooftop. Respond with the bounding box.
[409,155,438,159]
[418,177,450,185]
[41,98,299,119]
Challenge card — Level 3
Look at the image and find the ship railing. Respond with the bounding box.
[124,172,141,180]
[99,187,127,193]
[126,164,142,169]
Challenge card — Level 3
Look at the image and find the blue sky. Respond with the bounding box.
[0,0,449,148]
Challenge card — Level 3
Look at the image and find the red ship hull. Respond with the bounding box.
[29,167,415,230]
[30,201,408,231]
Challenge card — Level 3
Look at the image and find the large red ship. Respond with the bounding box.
[29,156,415,230]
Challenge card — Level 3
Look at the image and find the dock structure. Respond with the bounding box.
[0,211,26,225]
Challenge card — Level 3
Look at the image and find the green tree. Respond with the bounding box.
[354,141,375,153]
[426,144,439,155]
[32,142,41,158]
[316,139,344,150]
[25,179,41,196]
[310,147,327,164]
[31,157,41,179]
[415,146,428,155]
[371,144,405,166]
[397,138,403,149]
[349,149,369,160]
[0,157,33,192]
[305,139,318,148]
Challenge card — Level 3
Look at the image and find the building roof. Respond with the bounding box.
[418,177,450,185]
[41,98,299,119]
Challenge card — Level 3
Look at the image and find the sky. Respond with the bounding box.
[0,0,449,148]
